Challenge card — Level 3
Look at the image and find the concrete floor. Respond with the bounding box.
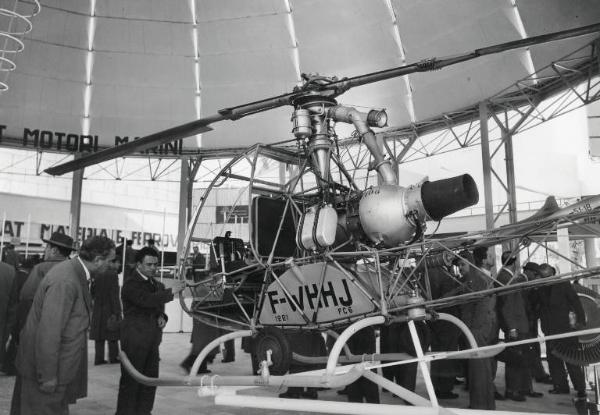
[0,332,591,415]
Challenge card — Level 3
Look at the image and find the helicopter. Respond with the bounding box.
[44,23,600,413]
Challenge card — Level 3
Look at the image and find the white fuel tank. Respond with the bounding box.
[297,204,338,251]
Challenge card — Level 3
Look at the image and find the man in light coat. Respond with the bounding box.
[15,236,115,415]
[10,232,74,415]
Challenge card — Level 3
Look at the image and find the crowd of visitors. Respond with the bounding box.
[0,232,592,414]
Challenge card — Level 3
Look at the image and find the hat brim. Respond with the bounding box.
[42,238,76,251]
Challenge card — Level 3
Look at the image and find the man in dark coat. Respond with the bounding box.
[457,250,497,409]
[428,266,462,399]
[0,260,16,369]
[2,258,34,376]
[90,254,122,365]
[14,236,115,415]
[115,247,185,415]
[495,251,532,402]
[538,263,587,398]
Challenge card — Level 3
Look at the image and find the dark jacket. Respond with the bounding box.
[120,270,173,342]
[495,267,529,335]
[539,281,585,335]
[90,269,121,341]
[0,262,16,363]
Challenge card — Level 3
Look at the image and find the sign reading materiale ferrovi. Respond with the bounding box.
[0,125,183,155]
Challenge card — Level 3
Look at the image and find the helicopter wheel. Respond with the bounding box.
[252,327,292,375]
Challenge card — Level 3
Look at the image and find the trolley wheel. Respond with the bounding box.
[252,327,292,375]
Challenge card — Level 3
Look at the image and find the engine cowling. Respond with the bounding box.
[340,174,479,247]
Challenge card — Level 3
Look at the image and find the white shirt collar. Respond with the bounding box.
[137,269,149,281]
[77,256,91,282]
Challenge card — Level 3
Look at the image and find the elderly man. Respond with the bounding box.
[16,232,75,332]
[115,247,185,415]
[538,263,587,399]
[9,232,75,415]
[14,236,115,415]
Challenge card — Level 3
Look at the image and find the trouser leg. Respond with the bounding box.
[546,342,569,391]
[566,362,586,393]
[396,363,418,392]
[469,357,495,410]
[136,344,159,415]
[9,375,21,415]
[108,340,119,362]
[505,363,529,394]
[95,340,105,364]
[223,339,235,361]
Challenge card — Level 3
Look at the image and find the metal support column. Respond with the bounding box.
[177,157,191,263]
[503,130,518,226]
[479,102,494,231]
[69,162,84,244]
[187,158,201,225]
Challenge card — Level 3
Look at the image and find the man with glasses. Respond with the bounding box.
[115,247,185,415]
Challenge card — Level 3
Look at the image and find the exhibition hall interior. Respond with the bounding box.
[1,1,600,414]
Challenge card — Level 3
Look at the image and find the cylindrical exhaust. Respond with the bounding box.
[420,174,479,221]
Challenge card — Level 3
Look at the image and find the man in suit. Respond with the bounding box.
[495,251,531,402]
[538,263,587,399]
[14,236,115,415]
[0,260,16,370]
[115,247,185,415]
[90,251,122,365]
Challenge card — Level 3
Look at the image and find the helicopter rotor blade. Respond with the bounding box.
[328,22,600,91]
[44,22,600,176]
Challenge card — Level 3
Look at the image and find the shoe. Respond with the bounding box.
[494,391,506,401]
[198,368,211,374]
[302,389,318,399]
[505,391,526,402]
[437,392,459,399]
[221,358,235,363]
[548,388,570,394]
[109,358,120,364]
[526,391,543,398]
[278,390,301,399]
[94,360,108,366]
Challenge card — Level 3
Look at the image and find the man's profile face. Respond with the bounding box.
[94,249,116,273]
[43,244,55,260]
[138,254,158,277]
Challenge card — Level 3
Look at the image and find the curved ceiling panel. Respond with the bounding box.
[0,0,598,154]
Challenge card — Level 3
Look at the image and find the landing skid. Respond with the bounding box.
[119,315,600,414]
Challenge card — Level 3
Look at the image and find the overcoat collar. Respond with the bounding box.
[69,257,93,316]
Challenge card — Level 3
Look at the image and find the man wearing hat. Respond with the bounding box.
[9,231,75,415]
[3,237,20,269]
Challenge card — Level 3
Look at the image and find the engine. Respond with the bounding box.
[291,82,479,249]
